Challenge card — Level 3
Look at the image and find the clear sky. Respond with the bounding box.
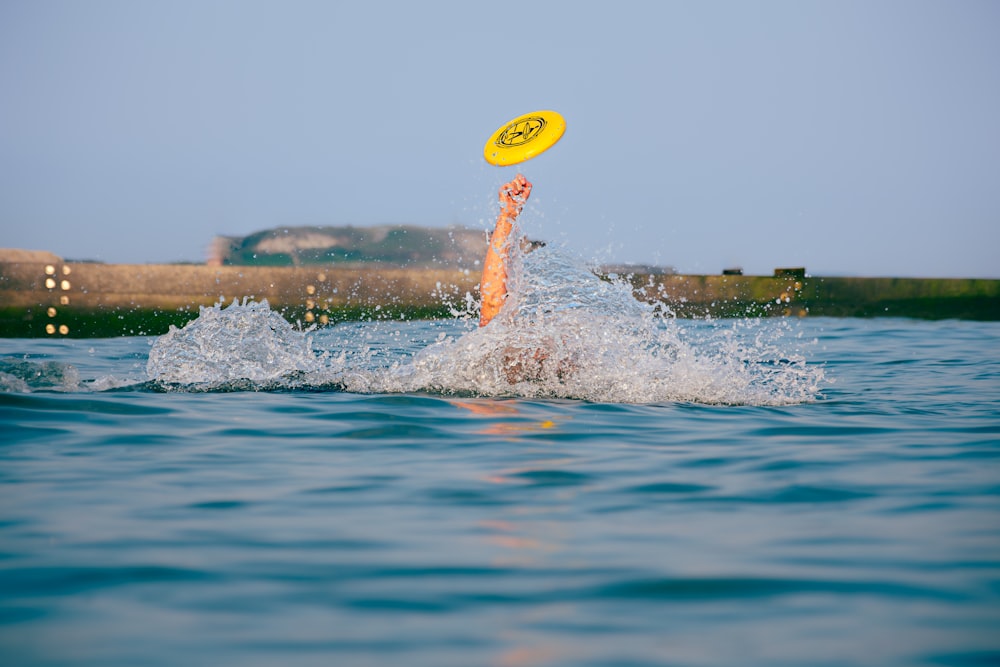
[1,0,998,277]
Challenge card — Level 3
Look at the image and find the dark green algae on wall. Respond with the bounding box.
[2,261,998,338]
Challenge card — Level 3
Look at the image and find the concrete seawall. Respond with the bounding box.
[2,261,998,338]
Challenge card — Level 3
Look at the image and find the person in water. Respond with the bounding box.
[477,174,576,383]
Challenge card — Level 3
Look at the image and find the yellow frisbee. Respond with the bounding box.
[484,110,566,166]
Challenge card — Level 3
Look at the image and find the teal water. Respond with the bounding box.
[1,313,998,667]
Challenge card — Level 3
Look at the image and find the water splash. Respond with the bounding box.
[146,299,327,390]
[357,245,825,405]
[0,357,81,392]
[55,245,824,404]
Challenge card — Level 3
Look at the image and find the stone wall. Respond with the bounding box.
[1,260,997,338]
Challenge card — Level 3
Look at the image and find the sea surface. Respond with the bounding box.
[1,314,997,667]
[1,247,998,667]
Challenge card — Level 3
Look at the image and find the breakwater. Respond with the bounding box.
[1,260,997,338]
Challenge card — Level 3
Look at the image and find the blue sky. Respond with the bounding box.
[1,0,998,277]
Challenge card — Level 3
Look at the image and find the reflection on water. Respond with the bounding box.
[0,318,999,666]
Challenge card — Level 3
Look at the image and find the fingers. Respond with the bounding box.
[499,174,533,204]
[510,174,532,198]
[513,174,532,200]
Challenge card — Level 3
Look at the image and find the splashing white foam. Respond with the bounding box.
[356,246,824,405]
[147,299,325,387]
[143,248,825,404]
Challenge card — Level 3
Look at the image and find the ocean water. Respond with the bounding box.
[1,249,999,666]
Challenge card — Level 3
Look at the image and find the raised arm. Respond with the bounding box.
[478,174,532,327]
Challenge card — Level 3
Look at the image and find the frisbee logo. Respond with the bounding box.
[496,117,547,147]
